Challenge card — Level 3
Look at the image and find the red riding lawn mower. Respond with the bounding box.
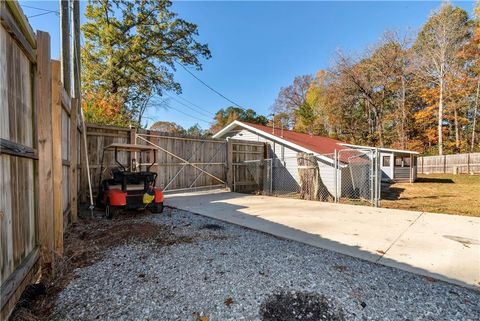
[96,143,164,219]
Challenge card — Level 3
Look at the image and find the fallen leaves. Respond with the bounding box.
[224,297,234,307]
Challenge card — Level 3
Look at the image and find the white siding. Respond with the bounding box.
[228,126,341,196]
[230,128,268,142]
[317,158,341,198]
[380,152,394,181]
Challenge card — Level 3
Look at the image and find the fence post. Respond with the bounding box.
[36,31,54,264]
[467,153,470,174]
[334,150,338,203]
[130,127,137,170]
[70,97,78,223]
[51,60,64,255]
[443,155,446,174]
[226,138,233,191]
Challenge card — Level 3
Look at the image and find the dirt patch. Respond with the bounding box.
[260,291,346,321]
[10,209,191,321]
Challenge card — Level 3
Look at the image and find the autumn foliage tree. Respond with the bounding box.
[274,2,479,155]
[81,0,210,126]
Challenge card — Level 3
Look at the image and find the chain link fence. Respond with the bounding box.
[233,149,381,206]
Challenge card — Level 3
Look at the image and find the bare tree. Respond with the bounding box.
[472,80,480,152]
[413,3,470,155]
[271,75,313,128]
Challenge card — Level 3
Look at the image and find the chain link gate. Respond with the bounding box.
[234,148,381,207]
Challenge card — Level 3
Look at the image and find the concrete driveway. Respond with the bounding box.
[166,190,480,290]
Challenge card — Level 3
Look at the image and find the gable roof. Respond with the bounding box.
[213,120,419,166]
[213,120,347,157]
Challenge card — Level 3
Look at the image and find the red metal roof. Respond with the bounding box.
[241,122,348,155]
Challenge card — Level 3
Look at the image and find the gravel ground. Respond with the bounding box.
[52,208,480,321]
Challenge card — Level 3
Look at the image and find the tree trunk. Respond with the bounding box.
[400,76,406,149]
[438,77,444,155]
[297,153,331,201]
[453,106,460,150]
[472,80,480,152]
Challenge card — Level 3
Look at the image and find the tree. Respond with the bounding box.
[82,91,131,126]
[149,121,184,133]
[184,124,210,138]
[413,2,471,155]
[461,1,480,152]
[210,107,268,133]
[271,75,313,128]
[81,0,211,125]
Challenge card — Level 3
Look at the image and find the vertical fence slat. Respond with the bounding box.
[51,60,63,255]
[35,31,54,263]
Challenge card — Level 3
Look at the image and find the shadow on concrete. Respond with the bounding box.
[166,190,479,292]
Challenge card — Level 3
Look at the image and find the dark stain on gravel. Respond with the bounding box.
[200,223,224,231]
[260,291,347,321]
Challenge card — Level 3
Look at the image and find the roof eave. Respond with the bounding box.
[339,143,419,155]
[213,121,343,165]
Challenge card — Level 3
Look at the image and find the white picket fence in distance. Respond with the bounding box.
[418,153,480,174]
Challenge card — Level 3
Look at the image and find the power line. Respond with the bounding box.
[164,92,213,118]
[28,11,59,19]
[22,4,59,14]
[162,101,211,125]
[176,62,245,109]
[175,94,217,117]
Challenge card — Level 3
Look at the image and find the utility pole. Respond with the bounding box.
[60,0,71,93]
[71,0,80,99]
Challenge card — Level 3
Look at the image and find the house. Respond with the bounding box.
[341,143,419,183]
[213,121,418,200]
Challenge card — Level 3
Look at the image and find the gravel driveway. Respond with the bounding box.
[52,208,479,321]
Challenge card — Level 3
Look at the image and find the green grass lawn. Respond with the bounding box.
[381,174,480,217]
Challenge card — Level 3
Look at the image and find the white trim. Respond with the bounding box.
[213,120,340,165]
[340,143,419,155]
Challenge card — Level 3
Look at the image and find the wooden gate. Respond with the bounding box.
[228,140,266,193]
[135,130,227,193]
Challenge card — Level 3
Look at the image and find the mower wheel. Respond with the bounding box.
[105,203,120,219]
[150,202,164,214]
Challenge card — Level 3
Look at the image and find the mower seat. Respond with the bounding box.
[107,184,145,191]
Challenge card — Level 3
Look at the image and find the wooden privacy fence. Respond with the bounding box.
[81,125,266,199]
[0,2,80,319]
[418,153,480,174]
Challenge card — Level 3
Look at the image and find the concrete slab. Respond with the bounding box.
[166,189,480,290]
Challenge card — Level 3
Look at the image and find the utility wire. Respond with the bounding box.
[22,4,59,14]
[175,94,217,117]
[28,11,59,19]
[164,92,213,118]
[176,62,245,109]
[163,101,211,124]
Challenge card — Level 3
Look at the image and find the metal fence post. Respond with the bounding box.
[376,148,381,207]
[334,150,338,203]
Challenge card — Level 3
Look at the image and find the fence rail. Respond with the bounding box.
[81,126,267,199]
[418,153,480,174]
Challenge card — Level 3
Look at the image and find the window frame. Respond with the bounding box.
[382,155,391,167]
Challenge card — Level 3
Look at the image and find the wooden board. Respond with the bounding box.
[36,31,54,264]
[51,60,63,254]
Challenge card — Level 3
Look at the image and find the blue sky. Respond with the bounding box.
[20,1,477,129]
